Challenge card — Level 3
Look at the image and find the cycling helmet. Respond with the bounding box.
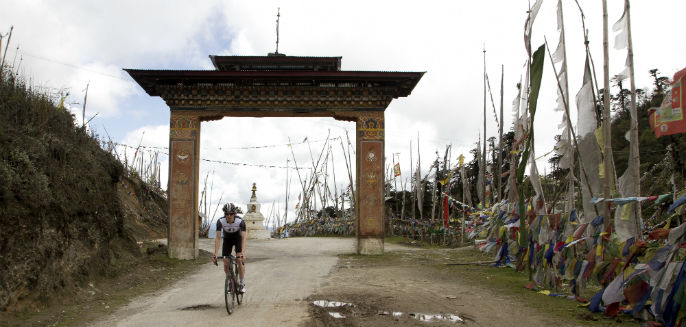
[222,203,238,214]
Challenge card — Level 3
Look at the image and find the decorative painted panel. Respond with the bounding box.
[357,112,384,140]
[169,140,196,247]
[159,85,393,110]
[358,140,384,236]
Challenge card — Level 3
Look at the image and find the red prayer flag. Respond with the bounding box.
[649,67,686,138]
[649,228,670,240]
[624,279,650,307]
[605,302,620,317]
[443,195,449,228]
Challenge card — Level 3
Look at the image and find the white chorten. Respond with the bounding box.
[242,183,272,239]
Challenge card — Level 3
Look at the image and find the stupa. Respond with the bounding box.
[242,183,272,239]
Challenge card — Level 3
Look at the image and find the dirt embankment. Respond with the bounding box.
[0,75,167,312]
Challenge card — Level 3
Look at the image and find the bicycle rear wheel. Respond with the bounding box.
[224,272,235,314]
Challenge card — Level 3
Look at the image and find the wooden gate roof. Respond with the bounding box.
[125,55,424,113]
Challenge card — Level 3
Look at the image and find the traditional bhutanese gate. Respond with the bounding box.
[126,55,423,259]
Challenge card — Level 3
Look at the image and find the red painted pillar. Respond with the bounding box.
[168,113,200,259]
[356,112,385,254]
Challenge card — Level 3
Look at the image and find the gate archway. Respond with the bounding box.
[126,55,423,259]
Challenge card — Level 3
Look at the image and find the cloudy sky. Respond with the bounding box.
[2,0,684,225]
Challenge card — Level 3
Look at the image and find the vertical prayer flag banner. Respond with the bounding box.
[649,67,686,138]
[393,163,401,177]
[443,195,449,228]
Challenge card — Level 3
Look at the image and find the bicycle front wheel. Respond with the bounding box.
[236,287,243,305]
[234,262,243,305]
[224,273,235,314]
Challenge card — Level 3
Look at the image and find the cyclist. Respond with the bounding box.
[213,203,247,293]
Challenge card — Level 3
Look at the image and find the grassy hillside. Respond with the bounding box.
[0,73,167,311]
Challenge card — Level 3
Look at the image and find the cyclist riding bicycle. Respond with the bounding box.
[213,203,247,293]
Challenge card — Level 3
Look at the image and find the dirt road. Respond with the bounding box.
[95,237,578,327]
[96,237,356,326]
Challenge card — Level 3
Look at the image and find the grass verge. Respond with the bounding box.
[0,242,211,326]
[382,237,639,326]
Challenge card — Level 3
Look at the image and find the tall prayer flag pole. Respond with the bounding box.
[602,0,615,230]
[497,65,504,203]
[482,45,488,208]
[624,0,642,239]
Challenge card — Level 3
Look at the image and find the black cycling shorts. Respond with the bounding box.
[222,237,242,257]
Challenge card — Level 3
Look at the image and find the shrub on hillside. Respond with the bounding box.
[0,72,133,310]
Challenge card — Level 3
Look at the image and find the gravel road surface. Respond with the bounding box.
[97,237,356,326]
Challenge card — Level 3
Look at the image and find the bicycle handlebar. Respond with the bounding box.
[212,255,244,266]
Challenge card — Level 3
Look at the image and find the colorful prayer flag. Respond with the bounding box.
[440,169,453,186]
[393,163,401,177]
[649,68,686,138]
[443,195,449,228]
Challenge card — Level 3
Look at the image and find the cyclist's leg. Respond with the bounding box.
[222,240,232,274]
[235,241,245,281]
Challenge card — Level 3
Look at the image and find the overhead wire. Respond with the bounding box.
[5,47,133,82]
[109,141,340,170]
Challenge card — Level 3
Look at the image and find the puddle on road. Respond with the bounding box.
[328,312,346,318]
[378,311,404,318]
[313,299,464,323]
[380,311,464,323]
[179,304,215,311]
[313,300,353,308]
[410,313,464,323]
[313,300,352,320]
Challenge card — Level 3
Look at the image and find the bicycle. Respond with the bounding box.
[213,255,244,314]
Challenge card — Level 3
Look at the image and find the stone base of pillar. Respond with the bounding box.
[168,246,198,260]
[247,229,272,240]
[358,237,384,255]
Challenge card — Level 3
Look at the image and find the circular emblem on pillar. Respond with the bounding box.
[366,151,377,163]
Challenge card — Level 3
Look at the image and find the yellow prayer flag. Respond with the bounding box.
[57,96,66,109]
[595,127,604,150]
[620,203,633,221]
[595,127,605,178]
[440,170,453,185]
